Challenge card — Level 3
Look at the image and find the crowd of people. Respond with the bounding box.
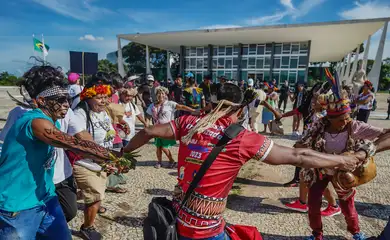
[0,62,389,240]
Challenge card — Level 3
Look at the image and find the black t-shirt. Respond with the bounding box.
[279,85,289,99]
[170,84,183,103]
[139,84,153,107]
[199,82,211,103]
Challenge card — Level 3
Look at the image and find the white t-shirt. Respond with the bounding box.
[121,101,141,141]
[68,84,84,109]
[53,109,74,184]
[146,101,177,124]
[68,108,114,172]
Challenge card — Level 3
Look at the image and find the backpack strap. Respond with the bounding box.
[173,123,244,224]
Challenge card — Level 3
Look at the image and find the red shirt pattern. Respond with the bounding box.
[169,115,273,239]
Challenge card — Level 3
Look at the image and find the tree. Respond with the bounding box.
[98,59,129,75]
[0,72,21,86]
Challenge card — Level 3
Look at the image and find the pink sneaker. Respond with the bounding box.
[284,199,308,213]
[321,205,341,217]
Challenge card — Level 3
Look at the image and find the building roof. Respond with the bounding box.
[118,18,389,62]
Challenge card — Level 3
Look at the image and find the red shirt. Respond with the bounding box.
[170,115,274,239]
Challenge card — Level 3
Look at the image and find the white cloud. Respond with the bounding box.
[31,0,114,22]
[79,34,104,41]
[339,1,390,20]
[200,25,242,29]
[246,0,326,25]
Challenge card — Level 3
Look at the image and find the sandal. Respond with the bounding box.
[98,206,107,214]
[106,187,128,194]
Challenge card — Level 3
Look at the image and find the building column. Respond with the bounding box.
[362,35,371,71]
[207,45,213,77]
[304,40,312,83]
[146,45,151,75]
[117,37,125,77]
[343,53,352,82]
[166,50,173,83]
[269,42,276,83]
[179,46,185,77]
[348,44,361,84]
[368,21,388,92]
[237,43,243,82]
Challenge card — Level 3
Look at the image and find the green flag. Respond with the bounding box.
[33,38,49,56]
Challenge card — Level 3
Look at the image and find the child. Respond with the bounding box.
[146,86,196,168]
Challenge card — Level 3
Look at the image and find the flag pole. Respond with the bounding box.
[41,34,46,62]
[32,34,35,57]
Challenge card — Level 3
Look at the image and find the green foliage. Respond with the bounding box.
[98,59,129,74]
[0,72,22,86]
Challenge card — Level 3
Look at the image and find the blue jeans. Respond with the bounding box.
[179,231,230,240]
[0,196,71,240]
[378,217,390,240]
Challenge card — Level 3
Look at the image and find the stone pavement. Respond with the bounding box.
[0,87,389,239]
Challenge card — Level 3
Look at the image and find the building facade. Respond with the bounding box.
[183,41,310,84]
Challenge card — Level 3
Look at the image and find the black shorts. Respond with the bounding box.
[55,175,78,222]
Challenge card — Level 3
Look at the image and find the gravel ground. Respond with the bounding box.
[0,87,389,240]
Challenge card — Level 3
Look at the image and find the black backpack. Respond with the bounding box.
[143,124,244,240]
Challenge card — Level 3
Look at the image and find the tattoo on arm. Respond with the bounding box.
[43,127,110,163]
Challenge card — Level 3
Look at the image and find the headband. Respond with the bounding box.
[80,84,112,101]
[37,86,68,99]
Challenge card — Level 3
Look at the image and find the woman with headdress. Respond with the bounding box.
[123,83,361,240]
[296,70,390,240]
[0,63,123,239]
[356,80,375,123]
[146,86,196,169]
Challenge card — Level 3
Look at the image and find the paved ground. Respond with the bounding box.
[0,87,389,240]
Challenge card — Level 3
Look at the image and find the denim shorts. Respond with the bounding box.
[179,231,230,240]
[0,196,71,240]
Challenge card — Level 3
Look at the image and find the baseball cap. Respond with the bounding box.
[147,75,154,81]
[185,72,194,78]
[248,78,254,87]
[68,72,80,84]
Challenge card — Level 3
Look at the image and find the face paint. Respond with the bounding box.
[42,95,70,119]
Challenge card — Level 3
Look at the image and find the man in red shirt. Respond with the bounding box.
[124,83,361,240]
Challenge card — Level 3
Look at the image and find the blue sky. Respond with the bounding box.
[1,0,390,75]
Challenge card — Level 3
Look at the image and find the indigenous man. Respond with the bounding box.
[124,83,361,240]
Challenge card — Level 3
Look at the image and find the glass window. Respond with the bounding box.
[257,45,265,55]
[283,43,291,53]
[212,59,217,68]
[242,46,248,55]
[232,71,237,80]
[256,58,264,69]
[241,58,248,68]
[280,70,288,82]
[213,47,217,56]
[263,71,270,81]
[282,56,289,66]
[185,48,190,56]
[264,57,271,67]
[196,72,203,84]
[218,46,225,55]
[265,44,272,54]
[289,72,297,83]
[241,71,248,80]
[225,59,232,69]
[248,57,256,67]
[225,71,232,80]
[190,47,196,56]
[233,45,240,55]
[249,44,257,55]
[299,56,308,68]
[217,70,224,77]
[190,58,196,69]
[197,48,203,56]
[298,70,306,82]
[274,44,282,54]
[204,58,208,68]
[204,48,209,56]
[185,59,189,69]
[291,44,299,54]
[218,58,224,68]
[226,46,233,56]
[300,42,308,52]
[233,57,239,68]
[273,58,281,69]
[273,72,280,85]
[197,59,203,69]
[212,72,217,82]
[290,58,298,68]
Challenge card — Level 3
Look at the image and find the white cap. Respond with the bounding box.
[147,75,154,81]
[248,78,254,86]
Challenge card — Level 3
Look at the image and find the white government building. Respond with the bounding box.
[116,18,389,90]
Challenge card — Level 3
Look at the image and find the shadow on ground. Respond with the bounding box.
[262,233,345,240]
[145,188,173,196]
[355,201,390,221]
[235,177,283,187]
[112,216,144,227]
[227,195,288,215]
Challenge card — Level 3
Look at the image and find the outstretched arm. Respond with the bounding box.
[32,119,113,163]
[375,131,390,153]
[123,123,175,152]
[263,143,359,171]
[176,104,196,113]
